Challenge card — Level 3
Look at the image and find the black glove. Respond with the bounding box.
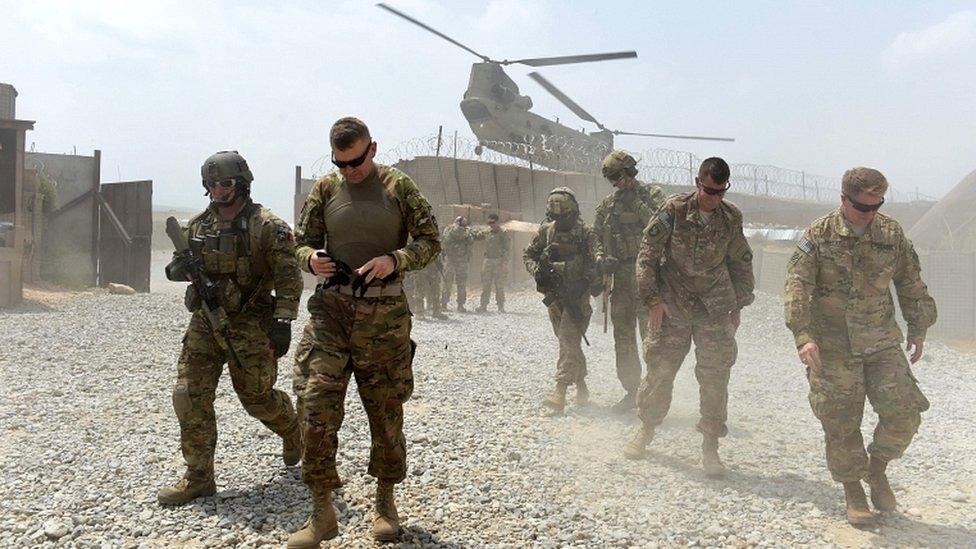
[601,255,619,275]
[534,269,548,287]
[268,319,292,358]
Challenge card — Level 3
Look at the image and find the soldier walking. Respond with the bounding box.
[624,157,754,479]
[524,188,604,413]
[441,216,484,311]
[412,254,448,320]
[476,213,511,313]
[785,167,936,526]
[289,118,440,546]
[158,151,303,505]
[594,150,666,413]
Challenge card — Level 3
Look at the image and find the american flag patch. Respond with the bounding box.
[797,237,814,254]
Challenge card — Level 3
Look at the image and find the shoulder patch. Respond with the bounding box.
[657,209,672,230]
[276,223,294,243]
[797,236,814,254]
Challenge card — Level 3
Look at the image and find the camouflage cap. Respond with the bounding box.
[547,187,579,216]
[201,151,254,185]
[842,167,888,197]
[602,150,638,180]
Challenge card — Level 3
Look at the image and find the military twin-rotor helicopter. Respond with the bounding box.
[378,3,734,173]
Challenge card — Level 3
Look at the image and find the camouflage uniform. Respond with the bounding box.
[440,224,485,308]
[594,182,667,393]
[410,255,445,317]
[785,209,936,482]
[172,200,303,482]
[295,164,439,490]
[636,192,754,437]
[479,227,511,310]
[524,219,603,386]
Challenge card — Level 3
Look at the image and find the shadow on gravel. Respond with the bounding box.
[869,514,976,547]
[401,525,466,547]
[647,451,842,516]
[3,299,58,314]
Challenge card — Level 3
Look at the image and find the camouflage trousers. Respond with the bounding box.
[408,270,442,316]
[637,312,737,437]
[807,344,929,482]
[172,310,298,481]
[547,296,593,386]
[296,288,414,489]
[441,260,468,308]
[610,262,648,393]
[480,258,508,309]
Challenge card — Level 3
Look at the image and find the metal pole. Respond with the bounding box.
[801,171,806,201]
[435,125,443,157]
[688,152,694,187]
[92,149,102,287]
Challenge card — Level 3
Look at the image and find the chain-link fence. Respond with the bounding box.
[305,131,935,204]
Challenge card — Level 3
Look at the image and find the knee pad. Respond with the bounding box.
[172,382,191,419]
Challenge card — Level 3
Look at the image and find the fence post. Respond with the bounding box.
[688,152,694,186]
[435,125,443,157]
[752,166,758,195]
[801,171,807,201]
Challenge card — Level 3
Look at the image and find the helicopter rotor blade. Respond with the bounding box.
[377,3,491,62]
[528,72,604,128]
[613,130,735,142]
[505,51,637,67]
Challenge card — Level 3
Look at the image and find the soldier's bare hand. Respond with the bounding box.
[358,255,396,284]
[310,250,336,278]
[798,342,822,372]
[647,303,670,334]
[906,337,924,364]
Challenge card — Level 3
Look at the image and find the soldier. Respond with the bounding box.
[524,188,604,413]
[413,254,449,320]
[476,213,511,313]
[624,157,754,479]
[158,151,303,505]
[440,216,484,311]
[785,167,936,526]
[289,117,440,547]
[594,150,667,413]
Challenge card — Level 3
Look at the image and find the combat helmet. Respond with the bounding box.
[602,150,638,181]
[547,187,579,220]
[201,150,254,196]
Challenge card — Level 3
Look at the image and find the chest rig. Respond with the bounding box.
[608,189,650,260]
[545,223,588,281]
[189,204,266,312]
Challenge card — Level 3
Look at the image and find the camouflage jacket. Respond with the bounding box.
[441,224,486,264]
[183,200,303,320]
[594,182,666,262]
[483,228,510,259]
[637,192,755,319]
[524,220,604,291]
[784,209,937,355]
[295,165,441,279]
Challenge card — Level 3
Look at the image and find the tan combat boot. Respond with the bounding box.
[283,426,303,466]
[287,488,339,548]
[843,481,877,526]
[157,475,216,506]
[575,379,590,406]
[867,456,897,511]
[373,481,400,542]
[541,384,568,413]
[702,435,727,479]
[623,426,654,460]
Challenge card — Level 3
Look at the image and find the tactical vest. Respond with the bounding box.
[322,171,405,270]
[189,202,269,313]
[546,223,589,282]
[607,189,650,260]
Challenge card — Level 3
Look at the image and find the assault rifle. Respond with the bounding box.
[164,216,243,366]
[536,254,591,347]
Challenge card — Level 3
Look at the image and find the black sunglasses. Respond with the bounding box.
[332,142,374,169]
[844,194,884,212]
[698,181,731,196]
[207,179,237,189]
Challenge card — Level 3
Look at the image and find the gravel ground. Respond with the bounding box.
[1,254,975,547]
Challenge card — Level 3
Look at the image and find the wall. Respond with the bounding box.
[26,151,99,287]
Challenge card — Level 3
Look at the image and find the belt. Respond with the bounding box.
[320,281,403,298]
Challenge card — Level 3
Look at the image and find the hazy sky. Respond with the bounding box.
[3,1,975,222]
